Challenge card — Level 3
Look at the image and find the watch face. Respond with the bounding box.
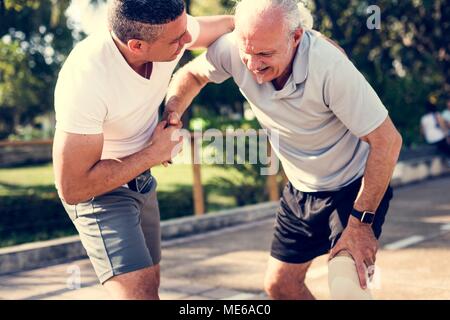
[361,211,375,224]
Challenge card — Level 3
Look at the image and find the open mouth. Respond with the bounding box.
[255,66,270,74]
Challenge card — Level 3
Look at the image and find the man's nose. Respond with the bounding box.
[181,31,192,46]
[246,56,261,71]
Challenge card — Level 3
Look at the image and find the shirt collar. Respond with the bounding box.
[292,31,311,85]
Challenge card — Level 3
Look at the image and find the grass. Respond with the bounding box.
[0,163,242,194]
[0,163,246,211]
[0,163,260,248]
[0,164,56,188]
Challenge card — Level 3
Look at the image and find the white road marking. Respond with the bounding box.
[384,235,426,250]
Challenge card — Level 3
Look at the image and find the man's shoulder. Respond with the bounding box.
[205,32,244,76]
[307,31,349,73]
[208,32,239,56]
[420,115,432,129]
[57,31,112,95]
[61,30,111,77]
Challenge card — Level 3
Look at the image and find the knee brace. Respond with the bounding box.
[328,255,373,300]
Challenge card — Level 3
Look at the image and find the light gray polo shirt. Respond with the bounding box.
[196,30,388,192]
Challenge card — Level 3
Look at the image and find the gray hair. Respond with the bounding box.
[235,0,313,33]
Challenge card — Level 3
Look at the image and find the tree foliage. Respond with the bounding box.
[312,0,449,145]
[0,0,448,145]
[0,0,73,138]
[192,0,450,146]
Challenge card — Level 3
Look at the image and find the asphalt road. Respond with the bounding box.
[0,176,449,300]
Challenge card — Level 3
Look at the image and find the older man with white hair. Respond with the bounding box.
[164,0,402,300]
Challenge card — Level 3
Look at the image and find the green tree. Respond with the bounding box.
[311,0,449,146]
[2,0,446,145]
[194,0,449,146]
[0,40,42,132]
[0,0,73,138]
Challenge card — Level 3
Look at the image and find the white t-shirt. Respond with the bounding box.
[421,113,446,144]
[55,16,200,160]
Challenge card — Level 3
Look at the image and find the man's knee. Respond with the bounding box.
[104,265,160,300]
[328,255,373,300]
[264,274,283,298]
[264,258,310,299]
[264,275,308,299]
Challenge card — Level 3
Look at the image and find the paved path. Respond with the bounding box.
[1,177,449,300]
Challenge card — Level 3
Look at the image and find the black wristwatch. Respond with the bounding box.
[351,208,375,225]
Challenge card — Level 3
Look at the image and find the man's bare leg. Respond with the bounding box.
[103,264,160,300]
[264,257,315,300]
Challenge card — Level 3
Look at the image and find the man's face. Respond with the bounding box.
[236,11,302,84]
[140,11,192,62]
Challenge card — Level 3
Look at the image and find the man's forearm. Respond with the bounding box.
[191,15,234,49]
[62,146,161,204]
[353,136,402,213]
[164,64,209,117]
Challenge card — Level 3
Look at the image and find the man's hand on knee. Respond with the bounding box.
[329,216,378,289]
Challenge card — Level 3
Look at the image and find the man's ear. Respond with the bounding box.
[293,28,304,46]
[127,39,143,53]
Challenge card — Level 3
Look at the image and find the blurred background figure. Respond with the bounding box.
[442,99,450,141]
[420,101,450,157]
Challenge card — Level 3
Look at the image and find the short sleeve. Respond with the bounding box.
[442,110,450,123]
[324,58,388,137]
[186,15,201,49]
[192,34,234,84]
[54,67,107,135]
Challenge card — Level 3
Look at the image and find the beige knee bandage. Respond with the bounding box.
[328,255,373,300]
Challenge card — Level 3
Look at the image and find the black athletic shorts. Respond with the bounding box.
[270,177,393,264]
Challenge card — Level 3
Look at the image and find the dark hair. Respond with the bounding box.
[425,101,437,113]
[109,0,185,44]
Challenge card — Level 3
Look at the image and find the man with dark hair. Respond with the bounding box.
[109,0,186,53]
[53,0,234,299]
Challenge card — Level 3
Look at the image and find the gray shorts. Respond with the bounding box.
[61,178,161,284]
